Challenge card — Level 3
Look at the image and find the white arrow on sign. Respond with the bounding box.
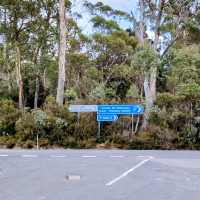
[113,115,118,121]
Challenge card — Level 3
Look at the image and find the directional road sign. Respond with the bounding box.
[97,114,118,122]
[97,105,144,115]
[69,105,97,113]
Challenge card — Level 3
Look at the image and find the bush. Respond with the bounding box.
[62,137,79,148]
[0,100,20,135]
[79,138,97,149]
[156,93,181,108]
[15,112,35,141]
[0,136,7,147]
[6,137,16,149]
[65,88,78,102]
[39,139,49,149]
[23,140,34,149]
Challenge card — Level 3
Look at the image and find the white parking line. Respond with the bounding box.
[0,155,8,157]
[106,157,153,186]
[110,155,124,158]
[22,155,38,158]
[82,156,97,158]
[137,156,146,158]
[50,155,66,158]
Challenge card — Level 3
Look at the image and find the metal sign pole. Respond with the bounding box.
[36,133,39,150]
[97,122,101,139]
[77,112,80,126]
[131,114,134,136]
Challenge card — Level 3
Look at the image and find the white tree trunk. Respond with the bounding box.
[142,68,157,130]
[16,46,23,109]
[56,0,66,106]
[34,76,39,109]
[137,0,163,130]
[137,0,145,46]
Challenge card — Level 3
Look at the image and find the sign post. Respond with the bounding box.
[77,112,80,126]
[97,122,101,140]
[36,133,39,150]
[97,114,118,139]
[131,114,134,136]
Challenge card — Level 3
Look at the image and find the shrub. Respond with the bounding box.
[6,137,16,149]
[0,100,20,135]
[79,138,96,149]
[89,84,106,99]
[43,96,68,119]
[62,137,79,148]
[23,140,34,149]
[0,136,7,147]
[39,139,49,148]
[65,88,78,102]
[15,112,36,141]
[156,93,181,108]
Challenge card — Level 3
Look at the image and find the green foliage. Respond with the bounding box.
[23,140,34,149]
[126,84,139,98]
[89,84,106,99]
[6,137,16,149]
[0,0,200,150]
[65,88,78,102]
[0,100,20,135]
[89,84,115,99]
[132,47,160,72]
[177,83,200,100]
[15,112,35,141]
[156,93,181,108]
[91,16,121,32]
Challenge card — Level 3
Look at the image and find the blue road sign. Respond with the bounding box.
[97,114,118,122]
[97,105,144,115]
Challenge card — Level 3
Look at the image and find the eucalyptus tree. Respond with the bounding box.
[129,0,198,129]
[83,1,137,99]
[0,0,40,109]
[56,0,67,106]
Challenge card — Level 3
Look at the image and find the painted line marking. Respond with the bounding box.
[0,155,8,157]
[110,155,124,158]
[137,156,155,159]
[22,155,38,158]
[82,156,97,158]
[50,155,66,158]
[106,157,153,186]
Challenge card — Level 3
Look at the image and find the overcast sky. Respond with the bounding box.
[73,0,139,34]
[87,0,137,12]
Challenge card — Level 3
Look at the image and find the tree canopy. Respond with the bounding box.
[0,0,200,149]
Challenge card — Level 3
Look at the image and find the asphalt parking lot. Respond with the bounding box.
[0,149,200,200]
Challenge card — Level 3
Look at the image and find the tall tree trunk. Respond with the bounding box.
[142,67,157,130]
[34,76,39,109]
[137,0,145,46]
[137,0,164,130]
[43,68,47,89]
[153,0,165,50]
[56,0,67,106]
[16,45,23,109]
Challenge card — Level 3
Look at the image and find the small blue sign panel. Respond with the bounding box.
[69,105,97,113]
[97,114,118,122]
[97,105,144,115]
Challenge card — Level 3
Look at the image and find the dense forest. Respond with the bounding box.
[0,0,200,149]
